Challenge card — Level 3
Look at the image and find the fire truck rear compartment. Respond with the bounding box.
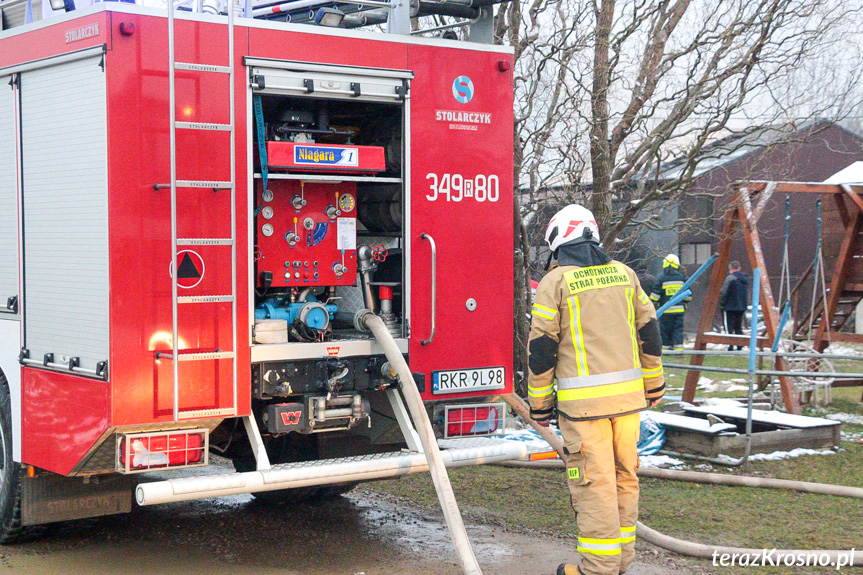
[245,85,408,449]
[252,92,405,348]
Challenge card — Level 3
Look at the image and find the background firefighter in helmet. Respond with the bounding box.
[527,205,665,575]
[649,254,691,350]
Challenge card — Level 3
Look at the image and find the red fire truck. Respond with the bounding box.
[0,0,516,540]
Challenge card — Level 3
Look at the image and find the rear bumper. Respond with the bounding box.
[136,437,527,505]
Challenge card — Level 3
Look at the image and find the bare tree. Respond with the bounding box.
[496,0,863,393]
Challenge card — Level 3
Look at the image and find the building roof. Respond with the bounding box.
[823,161,863,185]
[646,119,863,183]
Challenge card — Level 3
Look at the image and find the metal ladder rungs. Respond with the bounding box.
[178,408,237,420]
[178,238,234,246]
[175,121,232,132]
[174,62,232,74]
[178,295,235,304]
[158,351,236,361]
[176,180,233,189]
[167,3,238,423]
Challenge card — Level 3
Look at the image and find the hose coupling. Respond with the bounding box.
[354,309,374,332]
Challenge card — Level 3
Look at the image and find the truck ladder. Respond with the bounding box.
[165,1,238,421]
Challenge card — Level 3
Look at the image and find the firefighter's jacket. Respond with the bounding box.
[528,260,665,422]
[649,267,691,314]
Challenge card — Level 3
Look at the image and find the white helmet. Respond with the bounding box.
[545,204,600,252]
[663,254,680,269]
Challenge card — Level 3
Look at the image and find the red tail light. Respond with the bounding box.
[118,430,207,473]
[444,403,505,438]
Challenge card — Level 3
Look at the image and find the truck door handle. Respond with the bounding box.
[420,233,436,346]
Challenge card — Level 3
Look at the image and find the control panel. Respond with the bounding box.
[256,180,357,287]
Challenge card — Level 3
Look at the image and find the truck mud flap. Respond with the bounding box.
[22,473,134,526]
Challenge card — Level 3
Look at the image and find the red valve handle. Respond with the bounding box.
[372,244,388,262]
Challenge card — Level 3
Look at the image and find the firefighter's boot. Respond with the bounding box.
[559,413,640,575]
[556,563,581,575]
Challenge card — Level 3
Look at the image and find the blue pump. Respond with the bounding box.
[254,293,337,330]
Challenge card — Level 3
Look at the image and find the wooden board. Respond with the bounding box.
[664,426,840,458]
[683,405,840,429]
[648,411,737,435]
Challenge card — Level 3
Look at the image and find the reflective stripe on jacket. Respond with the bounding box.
[528,260,665,422]
[649,268,690,314]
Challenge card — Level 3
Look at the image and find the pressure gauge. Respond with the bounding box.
[339,193,356,213]
[261,223,274,237]
[262,189,274,203]
[261,206,274,220]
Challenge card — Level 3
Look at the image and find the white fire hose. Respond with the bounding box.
[502,394,863,565]
[357,311,483,575]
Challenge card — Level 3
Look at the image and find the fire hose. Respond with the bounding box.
[356,310,483,575]
[502,393,863,565]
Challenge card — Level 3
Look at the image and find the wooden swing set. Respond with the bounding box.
[683,181,863,415]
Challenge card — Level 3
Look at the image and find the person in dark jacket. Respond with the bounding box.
[636,269,656,298]
[650,254,690,349]
[720,261,749,351]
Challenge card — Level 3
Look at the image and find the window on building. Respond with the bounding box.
[680,243,712,265]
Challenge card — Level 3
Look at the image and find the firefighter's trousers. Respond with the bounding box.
[560,413,640,575]
[659,313,685,349]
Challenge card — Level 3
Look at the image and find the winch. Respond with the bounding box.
[264,393,371,434]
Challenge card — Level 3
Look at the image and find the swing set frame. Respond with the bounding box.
[684,181,863,414]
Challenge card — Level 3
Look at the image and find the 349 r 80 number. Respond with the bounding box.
[425,173,500,202]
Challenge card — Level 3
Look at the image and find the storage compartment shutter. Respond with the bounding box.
[20,56,108,373]
[0,75,18,315]
[247,58,412,103]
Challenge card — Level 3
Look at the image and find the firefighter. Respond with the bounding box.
[649,254,690,350]
[527,205,664,575]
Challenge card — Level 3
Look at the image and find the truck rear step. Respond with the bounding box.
[136,438,525,506]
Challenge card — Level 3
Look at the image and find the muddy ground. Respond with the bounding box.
[0,485,711,575]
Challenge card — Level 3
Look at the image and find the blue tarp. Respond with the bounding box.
[637,413,666,456]
[498,411,667,456]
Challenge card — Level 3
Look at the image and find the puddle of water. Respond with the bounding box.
[354,494,515,562]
